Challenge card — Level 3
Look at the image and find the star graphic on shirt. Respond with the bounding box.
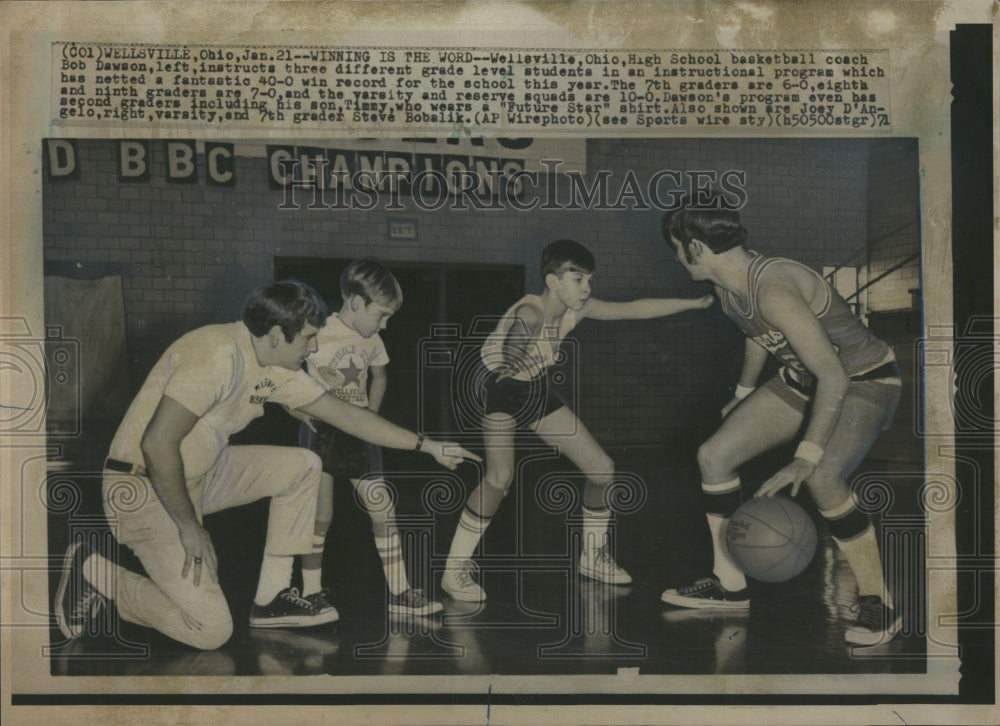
[338,360,364,388]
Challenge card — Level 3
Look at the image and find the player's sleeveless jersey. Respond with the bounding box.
[718,253,895,387]
[480,294,577,381]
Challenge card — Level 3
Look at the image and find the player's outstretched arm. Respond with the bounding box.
[581,294,713,321]
[298,392,481,469]
[721,339,769,418]
[140,395,219,587]
[755,283,849,498]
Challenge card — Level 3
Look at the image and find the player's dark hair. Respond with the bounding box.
[541,239,596,279]
[662,206,747,257]
[340,257,403,311]
[243,280,329,342]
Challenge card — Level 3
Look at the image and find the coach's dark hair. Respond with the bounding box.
[340,257,403,311]
[662,205,747,256]
[243,280,329,342]
[541,239,596,279]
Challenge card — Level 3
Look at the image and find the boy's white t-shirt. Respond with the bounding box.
[306,313,389,408]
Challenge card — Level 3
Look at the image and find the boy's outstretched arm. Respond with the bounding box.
[582,294,713,321]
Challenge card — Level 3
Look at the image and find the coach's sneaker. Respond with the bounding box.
[304,588,340,622]
[389,588,444,616]
[845,595,901,646]
[579,543,632,586]
[55,540,106,640]
[660,576,750,610]
[441,559,486,603]
[250,587,339,628]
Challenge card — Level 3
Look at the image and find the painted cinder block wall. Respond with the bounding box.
[44,137,913,447]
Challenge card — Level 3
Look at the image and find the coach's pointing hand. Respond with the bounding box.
[179,522,219,587]
[423,438,482,470]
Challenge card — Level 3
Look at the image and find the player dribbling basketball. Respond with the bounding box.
[660,203,903,646]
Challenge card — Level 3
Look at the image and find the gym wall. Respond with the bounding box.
[43,137,918,446]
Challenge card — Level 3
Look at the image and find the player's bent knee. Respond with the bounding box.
[483,468,514,492]
[696,440,721,475]
[697,439,740,480]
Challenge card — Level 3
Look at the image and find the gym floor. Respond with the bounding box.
[47,431,927,680]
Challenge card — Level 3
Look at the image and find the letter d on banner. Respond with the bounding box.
[45,139,77,179]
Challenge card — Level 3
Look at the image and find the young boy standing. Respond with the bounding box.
[298,259,443,618]
[441,239,712,602]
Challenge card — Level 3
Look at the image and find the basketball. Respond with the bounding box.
[725,496,818,582]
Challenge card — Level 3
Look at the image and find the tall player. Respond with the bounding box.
[54,280,478,650]
[659,204,903,646]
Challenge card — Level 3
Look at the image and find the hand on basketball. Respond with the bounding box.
[756,459,816,499]
[179,522,218,587]
[425,439,482,470]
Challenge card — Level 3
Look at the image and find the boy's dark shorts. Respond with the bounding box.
[479,363,567,430]
[299,420,383,482]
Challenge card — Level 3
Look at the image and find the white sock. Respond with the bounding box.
[581,507,611,552]
[254,554,293,605]
[301,567,323,596]
[81,551,113,598]
[833,526,892,608]
[375,533,410,595]
[447,508,490,565]
[707,513,747,592]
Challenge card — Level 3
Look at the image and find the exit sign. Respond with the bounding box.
[387,218,418,240]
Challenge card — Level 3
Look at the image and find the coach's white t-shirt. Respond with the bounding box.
[108,322,326,479]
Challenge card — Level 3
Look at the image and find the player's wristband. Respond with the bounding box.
[734,384,756,400]
[794,441,824,465]
[414,433,425,452]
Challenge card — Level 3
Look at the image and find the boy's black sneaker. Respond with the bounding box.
[845,595,901,645]
[660,575,750,610]
[388,588,444,616]
[249,587,339,628]
[54,540,106,639]
[304,588,339,620]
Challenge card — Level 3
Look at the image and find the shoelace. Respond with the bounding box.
[401,588,428,606]
[853,597,883,629]
[456,560,480,586]
[73,587,105,622]
[677,578,716,595]
[588,545,621,571]
[281,587,315,611]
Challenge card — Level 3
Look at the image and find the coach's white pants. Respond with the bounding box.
[98,445,322,650]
